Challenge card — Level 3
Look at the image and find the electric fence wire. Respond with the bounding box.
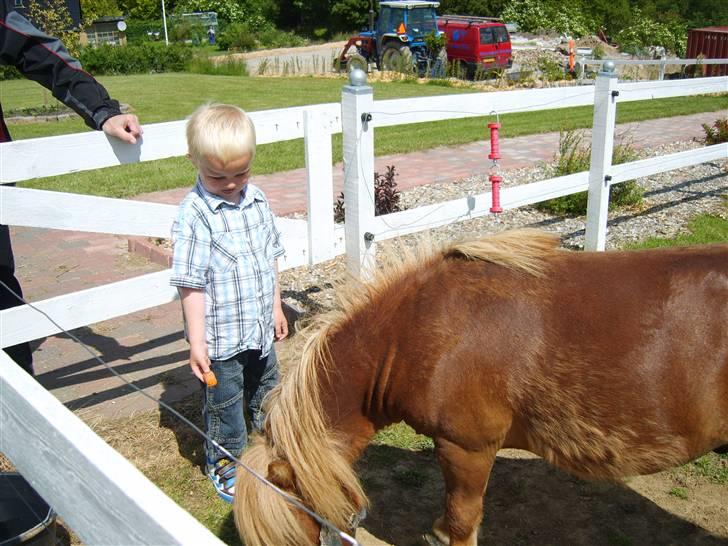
[0,279,359,546]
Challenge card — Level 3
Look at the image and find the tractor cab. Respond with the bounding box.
[376,1,440,44]
[337,0,446,76]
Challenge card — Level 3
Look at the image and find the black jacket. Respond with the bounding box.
[0,1,122,142]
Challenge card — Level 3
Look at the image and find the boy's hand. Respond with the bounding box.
[274,305,288,341]
[189,342,212,383]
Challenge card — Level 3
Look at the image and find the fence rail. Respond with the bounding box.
[0,70,725,542]
[0,351,226,546]
[578,58,728,80]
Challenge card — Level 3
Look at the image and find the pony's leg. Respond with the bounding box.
[432,438,501,546]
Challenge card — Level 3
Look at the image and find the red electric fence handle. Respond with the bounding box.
[488,122,501,160]
[489,174,503,213]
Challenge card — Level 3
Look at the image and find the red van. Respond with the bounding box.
[438,15,512,77]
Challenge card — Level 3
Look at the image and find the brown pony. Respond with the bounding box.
[234,229,728,546]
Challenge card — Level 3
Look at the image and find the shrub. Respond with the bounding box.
[334,165,402,223]
[78,42,189,75]
[615,8,687,57]
[701,118,728,145]
[217,22,258,51]
[169,21,207,45]
[256,27,307,49]
[537,55,567,82]
[217,21,308,51]
[536,130,643,216]
[502,0,596,37]
[0,65,22,80]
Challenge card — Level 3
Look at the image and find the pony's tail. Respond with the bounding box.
[234,438,314,546]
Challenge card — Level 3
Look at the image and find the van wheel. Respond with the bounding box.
[380,43,413,74]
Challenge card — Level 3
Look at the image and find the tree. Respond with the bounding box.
[172,0,277,23]
[438,0,509,18]
[81,0,122,23]
[28,0,82,56]
[330,0,370,32]
[116,0,164,20]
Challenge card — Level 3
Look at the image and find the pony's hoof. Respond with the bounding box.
[422,533,448,546]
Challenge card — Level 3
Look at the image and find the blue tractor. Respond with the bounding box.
[336,1,447,77]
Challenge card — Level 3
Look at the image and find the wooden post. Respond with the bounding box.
[585,61,619,251]
[341,69,376,279]
[304,108,335,264]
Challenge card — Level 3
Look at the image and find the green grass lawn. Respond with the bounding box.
[2,73,726,198]
[627,196,728,249]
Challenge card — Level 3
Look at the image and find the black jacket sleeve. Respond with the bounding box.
[0,6,122,130]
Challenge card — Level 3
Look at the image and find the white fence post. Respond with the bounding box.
[341,69,376,279]
[304,109,335,264]
[585,61,619,251]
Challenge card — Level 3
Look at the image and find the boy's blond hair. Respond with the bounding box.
[186,103,256,165]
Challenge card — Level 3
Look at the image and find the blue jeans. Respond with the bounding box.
[203,348,279,462]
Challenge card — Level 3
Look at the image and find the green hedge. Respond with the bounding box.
[0,65,22,80]
[78,42,189,75]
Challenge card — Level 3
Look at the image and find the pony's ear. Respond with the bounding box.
[267,459,296,490]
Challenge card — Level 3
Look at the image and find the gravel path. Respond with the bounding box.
[279,139,727,314]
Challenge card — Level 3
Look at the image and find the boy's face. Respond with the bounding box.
[196,154,252,201]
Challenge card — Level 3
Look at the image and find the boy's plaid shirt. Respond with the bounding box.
[170,179,285,360]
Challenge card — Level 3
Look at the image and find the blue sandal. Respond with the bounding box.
[207,458,236,503]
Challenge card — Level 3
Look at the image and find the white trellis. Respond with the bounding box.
[0,70,726,543]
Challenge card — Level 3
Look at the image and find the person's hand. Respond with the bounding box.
[274,305,288,341]
[102,113,143,144]
[189,342,211,383]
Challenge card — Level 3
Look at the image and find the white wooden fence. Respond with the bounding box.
[0,68,726,543]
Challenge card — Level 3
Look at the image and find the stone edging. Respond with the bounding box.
[128,236,172,268]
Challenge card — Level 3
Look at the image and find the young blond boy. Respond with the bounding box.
[170,104,288,503]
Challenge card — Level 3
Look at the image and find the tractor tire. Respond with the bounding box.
[346,53,368,73]
[431,48,447,78]
[380,43,414,74]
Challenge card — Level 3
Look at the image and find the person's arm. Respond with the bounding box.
[169,204,212,381]
[272,262,288,341]
[0,10,142,143]
[179,287,211,382]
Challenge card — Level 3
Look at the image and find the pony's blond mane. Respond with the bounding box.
[235,317,366,546]
[235,229,560,545]
[446,229,560,277]
[335,229,560,322]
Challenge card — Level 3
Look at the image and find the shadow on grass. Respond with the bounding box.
[159,389,206,471]
[356,445,728,546]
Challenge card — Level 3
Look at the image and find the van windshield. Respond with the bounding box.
[407,9,438,36]
[480,26,509,45]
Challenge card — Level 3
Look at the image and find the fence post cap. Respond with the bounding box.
[599,60,616,76]
[349,68,368,87]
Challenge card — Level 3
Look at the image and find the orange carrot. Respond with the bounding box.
[203,370,217,387]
